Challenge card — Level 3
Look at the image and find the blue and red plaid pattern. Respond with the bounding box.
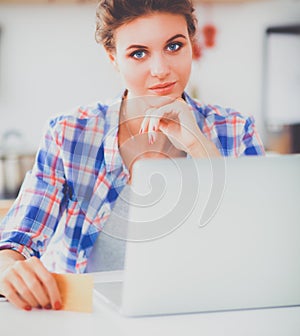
[0,92,264,273]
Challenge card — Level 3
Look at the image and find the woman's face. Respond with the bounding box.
[108,12,193,100]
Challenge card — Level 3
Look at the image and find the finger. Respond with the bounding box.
[14,259,51,308]
[140,99,181,144]
[139,114,151,134]
[158,121,168,135]
[157,105,180,122]
[143,107,169,144]
[156,107,180,141]
[9,269,39,308]
[148,114,161,145]
[26,258,61,310]
[2,281,32,311]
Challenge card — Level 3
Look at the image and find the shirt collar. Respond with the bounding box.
[102,92,129,177]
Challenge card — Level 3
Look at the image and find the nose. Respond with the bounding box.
[150,53,170,78]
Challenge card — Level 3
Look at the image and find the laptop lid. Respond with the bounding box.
[118,154,300,317]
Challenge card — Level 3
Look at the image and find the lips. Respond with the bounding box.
[149,81,176,95]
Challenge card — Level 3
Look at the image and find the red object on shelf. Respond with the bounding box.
[192,27,203,61]
[192,39,203,61]
[202,24,217,48]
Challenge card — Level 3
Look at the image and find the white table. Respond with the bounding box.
[1,271,300,336]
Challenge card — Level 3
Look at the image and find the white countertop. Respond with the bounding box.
[1,271,300,336]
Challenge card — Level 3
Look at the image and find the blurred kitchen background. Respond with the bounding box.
[0,0,299,201]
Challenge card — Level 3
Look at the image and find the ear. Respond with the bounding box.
[106,50,119,71]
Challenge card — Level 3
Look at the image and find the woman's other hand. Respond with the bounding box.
[0,250,61,311]
[139,98,221,158]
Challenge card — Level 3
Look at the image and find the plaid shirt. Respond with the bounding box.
[0,92,264,273]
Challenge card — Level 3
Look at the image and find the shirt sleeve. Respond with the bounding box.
[0,118,70,259]
[202,106,265,157]
[239,115,265,156]
[189,96,265,158]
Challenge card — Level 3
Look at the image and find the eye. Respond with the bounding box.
[166,42,183,52]
[130,49,147,60]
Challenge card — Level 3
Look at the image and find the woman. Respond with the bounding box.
[0,0,264,311]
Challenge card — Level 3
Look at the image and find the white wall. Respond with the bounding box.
[0,4,121,152]
[0,1,299,151]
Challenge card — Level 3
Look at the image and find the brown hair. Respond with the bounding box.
[95,0,197,52]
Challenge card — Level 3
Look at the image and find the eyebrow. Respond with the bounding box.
[166,34,187,43]
[126,34,187,51]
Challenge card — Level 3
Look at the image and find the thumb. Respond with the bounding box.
[158,124,168,135]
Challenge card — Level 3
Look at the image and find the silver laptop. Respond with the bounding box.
[94,154,300,317]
